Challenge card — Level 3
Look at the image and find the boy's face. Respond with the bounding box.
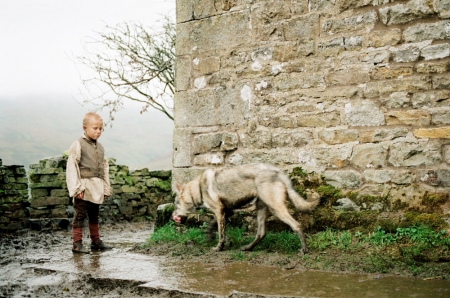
[83,117,103,141]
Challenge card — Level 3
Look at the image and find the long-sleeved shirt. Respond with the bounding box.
[66,134,112,204]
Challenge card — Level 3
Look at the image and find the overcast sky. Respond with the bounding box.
[0,0,175,97]
[0,0,176,169]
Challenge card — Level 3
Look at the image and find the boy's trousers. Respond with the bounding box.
[72,199,100,243]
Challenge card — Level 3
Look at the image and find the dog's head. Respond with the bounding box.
[172,180,199,224]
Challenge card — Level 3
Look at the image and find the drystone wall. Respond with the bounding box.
[173,0,450,209]
[0,159,29,231]
[0,156,173,232]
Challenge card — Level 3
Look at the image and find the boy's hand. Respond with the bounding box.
[75,191,84,199]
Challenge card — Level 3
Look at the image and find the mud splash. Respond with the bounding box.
[1,222,449,297]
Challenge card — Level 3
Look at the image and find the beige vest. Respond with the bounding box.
[78,137,105,179]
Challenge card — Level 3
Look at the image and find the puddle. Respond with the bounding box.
[142,261,450,297]
[36,249,450,297]
[1,223,449,297]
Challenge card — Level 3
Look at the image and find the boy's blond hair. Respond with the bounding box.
[83,112,103,127]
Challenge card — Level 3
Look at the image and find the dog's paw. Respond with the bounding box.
[210,246,222,252]
[298,247,308,255]
[240,245,253,251]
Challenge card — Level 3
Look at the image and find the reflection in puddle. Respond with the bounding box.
[143,261,450,297]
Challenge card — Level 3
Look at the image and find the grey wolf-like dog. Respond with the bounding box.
[172,163,323,254]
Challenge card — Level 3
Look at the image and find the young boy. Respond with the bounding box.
[66,112,113,253]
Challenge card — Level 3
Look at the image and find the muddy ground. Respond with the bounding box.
[1,222,449,298]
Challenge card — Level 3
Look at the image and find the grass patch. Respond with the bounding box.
[142,223,450,278]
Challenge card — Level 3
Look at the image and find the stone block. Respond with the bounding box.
[364,75,431,97]
[350,143,388,169]
[418,168,450,187]
[284,14,319,41]
[50,189,69,197]
[443,144,450,163]
[176,12,250,55]
[51,206,68,218]
[364,169,395,184]
[296,112,341,128]
[370,65,414,80]
[345,100,385,126]
[121,192,141,200]
[323,170,362,189]
[379,0,434,25]
[327,67,369,86]
[193,133,223,154]
[176,0,193,23]
[403,21,448,42]
[432,73,450,89]
[272,130,312,147]
[29,209,51,219]
[175,56,191,92]
[385,110,431,126]
[193,152,225,166]
[308,0,337,12]
[413,126,450,138]
[121,185,146,194]
[412,90,450,108]
[421,43,450,60]
[30,196,70,208]
[216,85,247,125]
[318,128,359,145]
[118,206,133,215]
[430,107,450,124]
[220,132,239,151]
[415,61,449,74]
[173,128,192,168]
[298,143,354,172]
[389,141,442,167]
[29,181,64,189]
[367,28,401,47]
[359,127,409,143]
[30,188,48,199]
[174,90,217,127]
[193,56,220,75]
[380,92,411,108]
[433,0,450,18]
[318,37,345,56]
[322,11,377,35]
[241,130,272,149]
[390,40,431,63]
[193,0,217,19]
[148,170,171,178]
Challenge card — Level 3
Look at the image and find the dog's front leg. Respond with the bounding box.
[211,212,226,252]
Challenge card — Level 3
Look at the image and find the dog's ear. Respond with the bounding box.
[172,181,183,195]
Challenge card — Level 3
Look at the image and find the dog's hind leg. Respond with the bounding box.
[271,207,308,255]
[240,200,268,251]
[260,184,309,255]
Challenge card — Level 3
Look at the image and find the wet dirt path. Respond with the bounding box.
[1,222,449,297]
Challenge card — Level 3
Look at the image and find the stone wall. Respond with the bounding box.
[173,0,450,208]
[0,159,29,232]
[0,156,173,233]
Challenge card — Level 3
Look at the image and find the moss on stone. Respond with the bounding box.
[402,212,447,229]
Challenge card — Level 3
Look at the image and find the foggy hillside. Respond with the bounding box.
[0,95,173,170]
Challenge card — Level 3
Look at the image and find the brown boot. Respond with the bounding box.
[91,239,113,250]
[72,241,90,254]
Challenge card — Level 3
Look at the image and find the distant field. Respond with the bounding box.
[0,95,173,170]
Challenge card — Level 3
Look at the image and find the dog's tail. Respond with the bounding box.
[281,174,323,212]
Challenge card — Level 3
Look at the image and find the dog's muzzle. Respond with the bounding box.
[172,214,187,224]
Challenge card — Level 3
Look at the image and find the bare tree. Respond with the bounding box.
[74,17,175,122]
